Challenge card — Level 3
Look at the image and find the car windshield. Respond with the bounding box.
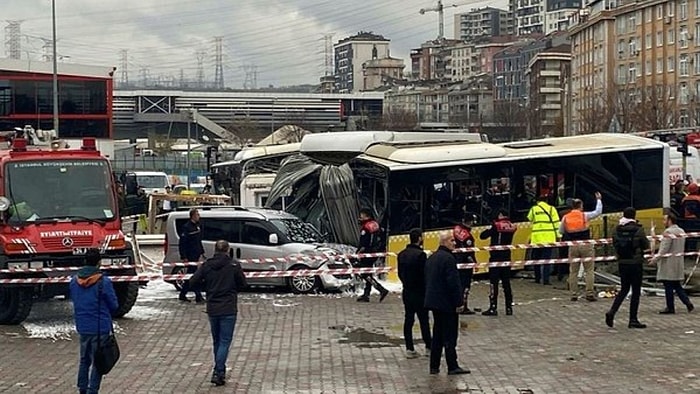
[5,159,116,223]
[270,218,323,243]
[136,175,168,188]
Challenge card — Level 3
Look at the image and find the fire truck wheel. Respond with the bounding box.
[112,282,139,318]
[0,288,33,325]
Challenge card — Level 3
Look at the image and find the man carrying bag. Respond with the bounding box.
[70,249,120,394]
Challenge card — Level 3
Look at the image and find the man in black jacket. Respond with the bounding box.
[190,240,248,386]
[480,209,518,316]
[398,228,431,358]
[356,208,389,303]
[178,208,205,303]
[424,232,469,376]
[606,207,650,329]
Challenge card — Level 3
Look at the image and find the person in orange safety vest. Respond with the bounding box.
[559,192,603,302]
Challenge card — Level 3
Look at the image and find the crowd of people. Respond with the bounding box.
[395,192,695,374]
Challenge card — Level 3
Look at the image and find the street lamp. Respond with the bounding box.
[51,0,59,134]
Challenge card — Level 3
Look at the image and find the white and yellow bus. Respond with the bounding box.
[348,133,670,280]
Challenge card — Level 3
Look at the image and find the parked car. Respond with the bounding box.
[163,206,354,293]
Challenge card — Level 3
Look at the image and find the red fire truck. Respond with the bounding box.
[0,136,144,324]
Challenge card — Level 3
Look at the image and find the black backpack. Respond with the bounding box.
[614,225,638,259]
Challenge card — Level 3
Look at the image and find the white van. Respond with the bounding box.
[132,171,170,195]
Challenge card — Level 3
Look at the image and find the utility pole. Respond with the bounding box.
[51,0,59,134]
[119,49,129,87]
[214,37,224,89]
[4,21,23,59]
[196,50,206,88]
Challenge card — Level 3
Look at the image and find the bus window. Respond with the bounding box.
[389,184,422,234]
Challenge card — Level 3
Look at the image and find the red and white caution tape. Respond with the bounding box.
[162,252,395,266]
[453,231,700,254]
[644,251,700,259]
[0,266,392,284]
[0,265,136,274]
[457,256,617,270]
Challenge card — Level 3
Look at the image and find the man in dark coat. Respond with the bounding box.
[178,208,205,303]
[190,240,248,386]
[424,232,470,376]
[398,228,431,358]
[606,207,650,329]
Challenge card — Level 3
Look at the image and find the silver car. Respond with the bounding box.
[163,206,354,293]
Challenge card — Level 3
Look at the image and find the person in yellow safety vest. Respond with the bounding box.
[527,195,560,285]
[560,192,603,302]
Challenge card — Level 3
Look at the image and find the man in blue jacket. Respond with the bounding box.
[424,232,470,376]
[70,248,119,394]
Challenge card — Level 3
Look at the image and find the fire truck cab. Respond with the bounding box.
[0,135,143,325]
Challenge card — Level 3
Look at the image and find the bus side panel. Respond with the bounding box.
[385,207,663,283]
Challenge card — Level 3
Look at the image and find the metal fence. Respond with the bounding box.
[111,154,208,174]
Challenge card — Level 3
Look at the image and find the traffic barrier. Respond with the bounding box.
[452,231,700,254]
[0,266,392,284]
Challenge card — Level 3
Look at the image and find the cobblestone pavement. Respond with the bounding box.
[1,267,698,393]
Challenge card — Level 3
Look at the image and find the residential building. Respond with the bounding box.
[410,39,462,80]
[447,74,494,127]
[446,42,479,81]
[334,32,390,93]
[361,56,405,91]
[568,0,700,134]
[492,33,565,102]
[453,7,514,41]
[475,35,520,74]
[525,44,572,137]
[384,80,456,123]
[512,0,582,35]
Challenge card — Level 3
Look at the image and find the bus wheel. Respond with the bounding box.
[287,265,320,294]
[112,282,139,318]
[0,288,34,325]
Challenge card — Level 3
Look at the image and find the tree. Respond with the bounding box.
[578,91,614,134]
[378,108,418,131]
[630,85,678,132]
[226,116,266,145]
[492,101,526,141]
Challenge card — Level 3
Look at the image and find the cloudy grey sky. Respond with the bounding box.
[4,0,505,88]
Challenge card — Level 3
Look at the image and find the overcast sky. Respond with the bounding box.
[3,0,506,88]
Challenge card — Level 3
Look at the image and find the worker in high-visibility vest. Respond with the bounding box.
[560,192,603,302]
[527,195,560,285]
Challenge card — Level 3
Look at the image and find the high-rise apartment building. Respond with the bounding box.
[569,0,699,134]
[334,32,391,93]
[512,0,582,35]
[454,7,514,41]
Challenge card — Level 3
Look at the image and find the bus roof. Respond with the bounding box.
[358,133,668,171]
[211,143,301,168]
[299,130,487,165]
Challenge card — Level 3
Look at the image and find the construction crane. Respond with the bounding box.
[419,1,459,41]
[420,1,485,41]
